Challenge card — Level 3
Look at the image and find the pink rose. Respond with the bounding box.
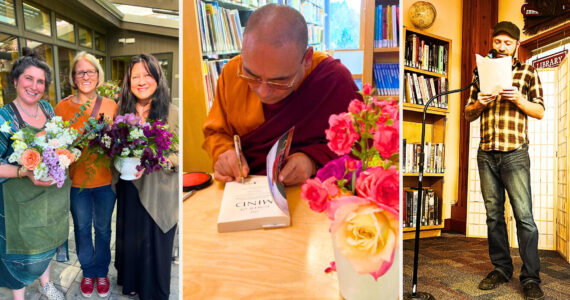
[301,178,338,213]
[348,99,366,114]
[329,196,398,279]
[362,83,373,96]
[373,123,399,159]
[356,166,399,211]
[345,158,358,172]
[325,113,360,156]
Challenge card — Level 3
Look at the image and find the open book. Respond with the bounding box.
[217,128,294,233]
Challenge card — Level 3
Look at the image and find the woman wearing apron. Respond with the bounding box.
[0,48,66,299]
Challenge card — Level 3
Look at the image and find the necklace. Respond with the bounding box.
[15,101,40,120]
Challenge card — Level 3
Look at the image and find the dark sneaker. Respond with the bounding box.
[478,270,509,290]
[523,281,545,300]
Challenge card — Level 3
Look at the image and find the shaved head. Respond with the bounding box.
[243,4,308,56]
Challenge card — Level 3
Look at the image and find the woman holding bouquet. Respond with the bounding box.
[0,48,65,300]
[114,53,178,299]
[55,52,117,297]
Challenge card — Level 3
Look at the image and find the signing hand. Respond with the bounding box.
[500,87,522,106]
[278,152,316,186]
[22,169,53,187]
[477,93,497,106]
[214,149,249,182]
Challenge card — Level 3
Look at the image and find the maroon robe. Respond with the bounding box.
[241,56,361,175]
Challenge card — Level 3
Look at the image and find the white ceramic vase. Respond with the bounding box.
[333,239,399,300]
[114,157,141,180]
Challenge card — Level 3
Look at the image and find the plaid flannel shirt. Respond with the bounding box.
[466,60,544,151]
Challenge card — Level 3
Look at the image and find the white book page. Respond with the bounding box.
[476,54,513,95]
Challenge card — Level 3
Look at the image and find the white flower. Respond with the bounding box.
[12,141,27,152]
[49,138,61,148]
[71,148,82,160]
[0,122,11,134]
[102,134,112,148]
[58,155,71,169]
[121,148,131,157]
[33,163,49,181]
[133,149,143,157]
[12,131,23,141]
[129,128,144,140]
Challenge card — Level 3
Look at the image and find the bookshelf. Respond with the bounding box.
[402,27,451,240]
[185,0,327,172]
[363,0,399,98]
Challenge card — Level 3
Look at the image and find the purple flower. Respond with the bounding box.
[316,155,362,187]
[43,147,66,188]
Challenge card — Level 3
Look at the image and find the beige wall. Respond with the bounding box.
[107,30,180,102]
[403,0,463,220]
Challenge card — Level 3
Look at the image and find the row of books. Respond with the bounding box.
[402,140,445,174]
[197,1,244,55]
[403,188,440,228]
[373,63,399,96]
[404,72,448,108]
[300,1,325,25]
[220,0,259,7]
[405,34,448,75]
[202,59,230,112]
[308,24,323,45]
[374,4,399,48]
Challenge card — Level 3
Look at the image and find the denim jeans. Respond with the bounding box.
[70,185,116,278]
[477,143,540,284]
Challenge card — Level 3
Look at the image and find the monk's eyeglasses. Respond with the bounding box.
[237,49,308,90]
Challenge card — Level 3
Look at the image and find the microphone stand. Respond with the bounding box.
[404,74,480,300]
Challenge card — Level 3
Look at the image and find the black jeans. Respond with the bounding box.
[477,143,541,284]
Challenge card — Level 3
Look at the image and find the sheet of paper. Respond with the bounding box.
[476,54,513,95]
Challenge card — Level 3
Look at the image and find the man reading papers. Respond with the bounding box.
[203,4,360,186]
[464,21,545,300]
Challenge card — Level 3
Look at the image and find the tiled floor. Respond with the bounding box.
[0,210,179,299]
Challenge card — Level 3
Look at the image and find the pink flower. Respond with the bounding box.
[324,261,336,273]
[301,178,338,213]
[345,158,358,172]
[362,83,373,96]
[356,166,399,211]
[348,99,366,114]
[373,123,399,159]
[325,113,360,156]
[329,196,398,279]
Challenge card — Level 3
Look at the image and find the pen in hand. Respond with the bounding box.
[234,135,246,183]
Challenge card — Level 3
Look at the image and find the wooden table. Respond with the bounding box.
[182,180,341,299]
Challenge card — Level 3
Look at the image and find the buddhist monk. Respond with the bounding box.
[203,4,360,186]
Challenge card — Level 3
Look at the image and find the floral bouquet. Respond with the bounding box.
[87,113,178,177]
[300,83,399,286]
[97,81,121,102]
[1,116,82,188]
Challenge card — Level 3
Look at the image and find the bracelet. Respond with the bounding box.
[17,166,23,178]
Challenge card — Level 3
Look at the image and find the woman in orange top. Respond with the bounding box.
[55,52,117,298]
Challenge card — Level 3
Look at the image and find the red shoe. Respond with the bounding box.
[80,277,94,297]
[96,276,110,297]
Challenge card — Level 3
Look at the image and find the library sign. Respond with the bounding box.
[532,50,567,69]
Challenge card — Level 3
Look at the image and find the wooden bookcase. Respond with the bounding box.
[362,0,398,98]
[402,27,451,239]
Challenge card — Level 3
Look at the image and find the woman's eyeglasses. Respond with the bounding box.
[74,70,98,78]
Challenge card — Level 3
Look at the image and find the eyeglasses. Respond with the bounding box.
[237,48,308,90]
[237,67,297,90]
[74,70,98,78]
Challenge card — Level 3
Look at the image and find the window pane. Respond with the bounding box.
[0,0,16,26]
[23,1,51,36]
[56,16,75,43]
[79,26,92,48]
[58,47,76,99]
[94,32,105,51]
[327,0,360,49]
[0,34,18,107]
[25,40,55,106]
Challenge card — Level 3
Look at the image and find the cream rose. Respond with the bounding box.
[329,196,398,279]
